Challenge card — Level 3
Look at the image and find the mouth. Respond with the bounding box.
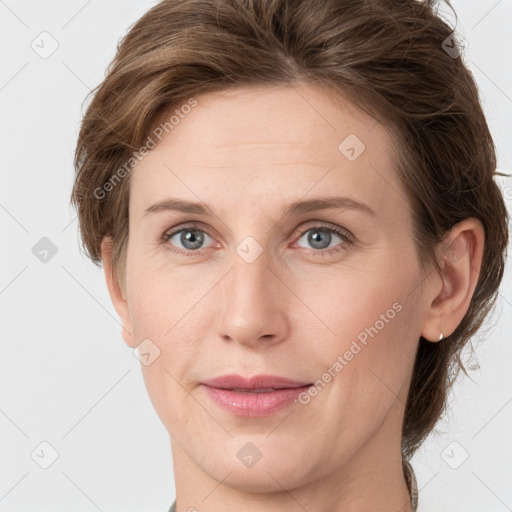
[200,374,313,417]
[228,388,284,393]
[201,373,312,390]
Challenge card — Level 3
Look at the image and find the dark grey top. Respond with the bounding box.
[167,461,417,512]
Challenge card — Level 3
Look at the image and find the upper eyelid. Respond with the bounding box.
[164,222,215,239]
[296,223,351,237]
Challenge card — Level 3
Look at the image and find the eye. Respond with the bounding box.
[162,224,215,255]
[161,222,353,257]
[294,223,353,256]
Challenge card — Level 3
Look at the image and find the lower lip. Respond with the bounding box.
[201,384,312,417]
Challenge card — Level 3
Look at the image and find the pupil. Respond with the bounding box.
[309,229,330,249]
[182,230,203,249]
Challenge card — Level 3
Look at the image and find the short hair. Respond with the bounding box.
[70,0,509,460]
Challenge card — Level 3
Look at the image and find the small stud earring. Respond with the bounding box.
[439,332,444,341]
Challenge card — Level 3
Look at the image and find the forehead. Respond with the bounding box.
[130,83,407,222]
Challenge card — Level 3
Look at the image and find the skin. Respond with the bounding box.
[101,82,484,512]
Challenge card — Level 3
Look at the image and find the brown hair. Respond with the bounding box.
[70,0,509,459]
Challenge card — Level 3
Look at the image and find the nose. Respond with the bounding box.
[215,245,289,349]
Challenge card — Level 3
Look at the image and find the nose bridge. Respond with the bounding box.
[231,242,269,300]
[215,238,287,346]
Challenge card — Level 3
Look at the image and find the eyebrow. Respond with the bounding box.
[143,196,376,219]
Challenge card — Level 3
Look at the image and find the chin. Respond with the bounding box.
[211,465,308,494]
[198,445,313,493]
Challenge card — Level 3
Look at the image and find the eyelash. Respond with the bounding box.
[160,222,354,257]
[294,223,353,256]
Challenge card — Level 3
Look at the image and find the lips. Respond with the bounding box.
[200,374,313,417]
[201,374,312,391]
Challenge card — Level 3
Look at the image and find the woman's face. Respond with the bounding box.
[115,83,431,491]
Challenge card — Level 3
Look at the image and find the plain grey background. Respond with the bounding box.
[0,1,511,511]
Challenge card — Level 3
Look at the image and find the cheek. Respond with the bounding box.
[126,254,201,337]
[126,259,212,390]
[305,254,420,391]
[298,262,412,343]
[128,264,206,429]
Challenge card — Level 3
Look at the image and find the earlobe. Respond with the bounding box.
[421,218,485,343]
[100,236,137,348]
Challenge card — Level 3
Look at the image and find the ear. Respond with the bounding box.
[421,217,485,342]
[100,236,137,348]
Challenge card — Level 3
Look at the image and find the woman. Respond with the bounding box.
[70,0,509,510]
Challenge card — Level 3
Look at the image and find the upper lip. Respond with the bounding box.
[201,374,312,390]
